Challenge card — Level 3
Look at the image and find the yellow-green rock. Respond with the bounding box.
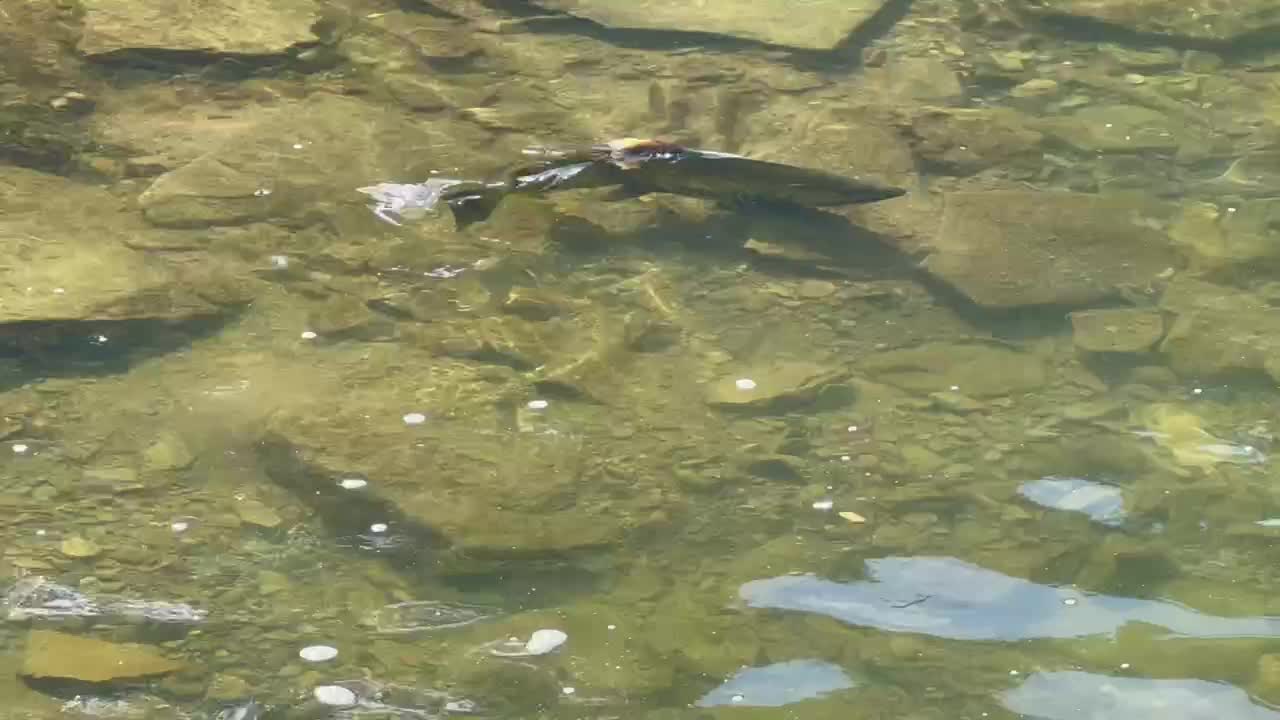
[21,630,184,683]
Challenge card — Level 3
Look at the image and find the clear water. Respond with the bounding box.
[3,0,1280,718]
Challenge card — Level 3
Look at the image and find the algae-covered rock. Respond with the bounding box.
[138,94,493,228]
[1018,0,1280,43]
[78,0,320,57]
[1041,104,1185,154]
[860,342,1046,398]
[1069,308,1165,353]
[922,192,1179,308]
[902,107,1045,175]
[529,0,893,49]
[21,630,184,683]
[705,362,849,414]
[258,359,673,558]
[1158,277,1280,381]
[1169,199,1280,275]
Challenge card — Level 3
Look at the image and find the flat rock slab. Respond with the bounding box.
[0,168,233,326]
[532,0,891,49]
[705,362,848,413]
[1019,0,1280,42]
[860,342,1046,398]
[21,630,184,683]
[1069,308,1166,353]
[78,0,320,56]
[258,362,671,556]
[922,192,1179,308]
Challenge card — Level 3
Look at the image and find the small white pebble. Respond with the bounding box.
[170,521,190,533]
[1062,598,1078,606]
[812,499,834,511]
[1009,670,1020,676]
[1120,663,1131,670]
[300,331,317,340]
[11,444,28,454]
[949,385,959,391]
[607,624,617,630]
[299,645,339,662]
[734,378,757,391]
[402,412,427,425]
[35,529,46,536]
[527,399,549,410]
[313,685,356,706]
[270,255,289,269]
[369,523,388,533]
[52,288,65,295]
[731,694,745,703]
[338,477,368,490]
[1192,388,1203,395]
[292,143,305,150]
[524,628,568,655]
[846,425,858,433]
[561,687,575,695]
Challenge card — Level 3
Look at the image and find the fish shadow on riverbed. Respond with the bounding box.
[549,197,917,281]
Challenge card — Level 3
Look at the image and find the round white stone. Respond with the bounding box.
[299,645,339,662]
[300,331,318,340]
[734,378,756,391]
[402,412,427,425]
[313,685,356,706]
[524,628,567,655]
[170,521,190,533]
[811,499,834,511]
[338,477,368,490]
[369,523,388,533]
[526,399,549,410]
[11,444,27,454]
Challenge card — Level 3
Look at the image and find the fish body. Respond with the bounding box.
[362,138,906,228]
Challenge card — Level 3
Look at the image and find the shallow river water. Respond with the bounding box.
[3,0,1280,718]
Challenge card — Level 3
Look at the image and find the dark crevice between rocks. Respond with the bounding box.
[81,42,333,84]
[1025,11,1280,57]
[470,0,916,70]
[0,314,237,392]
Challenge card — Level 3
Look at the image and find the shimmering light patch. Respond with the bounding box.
[300,331,317,340]
[299,645,338,662]
[735,378,757,390]
[370,523,388,533]
[338,477,368,490]
[314,685,356,706]
[402,412,427,425]
[527,400,550,410]
[696,660,855,708]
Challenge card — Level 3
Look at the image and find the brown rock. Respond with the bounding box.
[21,630,184,683]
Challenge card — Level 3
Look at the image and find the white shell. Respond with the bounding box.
[313,685,357,706]
[524,628,568,655]
[299,645,339,662]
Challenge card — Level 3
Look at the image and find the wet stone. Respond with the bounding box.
[1042,105,1183,154]
[60,535,102,559]
[861,342,1045,398]
[923,192,1179,308]
[1019,0,1280,42]
[705,362,849,414]
[529,0,893,49]
[20,629,184,683]
[78,0,320,57]
[1069,308,1165,353]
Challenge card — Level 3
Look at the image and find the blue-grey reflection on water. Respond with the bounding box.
[1003,671,1280,720]
[739,557,1280,641]
[1018,476,1127,526]
[695,660,855,707]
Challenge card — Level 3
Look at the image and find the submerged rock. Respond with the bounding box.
[922,191,1178,308]
[529,0,893,49]
[860,342,1045,398]
[1069,308,1165,353]
[1157,278,1280,381]
[20,630,184,683]
[705,362,849,413]
[78,0,320,57]
[1018,0,1280,43]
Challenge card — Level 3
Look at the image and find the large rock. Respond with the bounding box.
[137,95,493,229]
[1069,308,1165,353]
[1018,0,1280,43]
[530,0,892,49]
[1157,278,1280,381]
[258,360,674,559]
[860,342,1047,398]
[922,192,1180,308]
[21,630,184,683]
[0,168,237,327]
[77,0,320,57]
[1169,199,1280,275]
